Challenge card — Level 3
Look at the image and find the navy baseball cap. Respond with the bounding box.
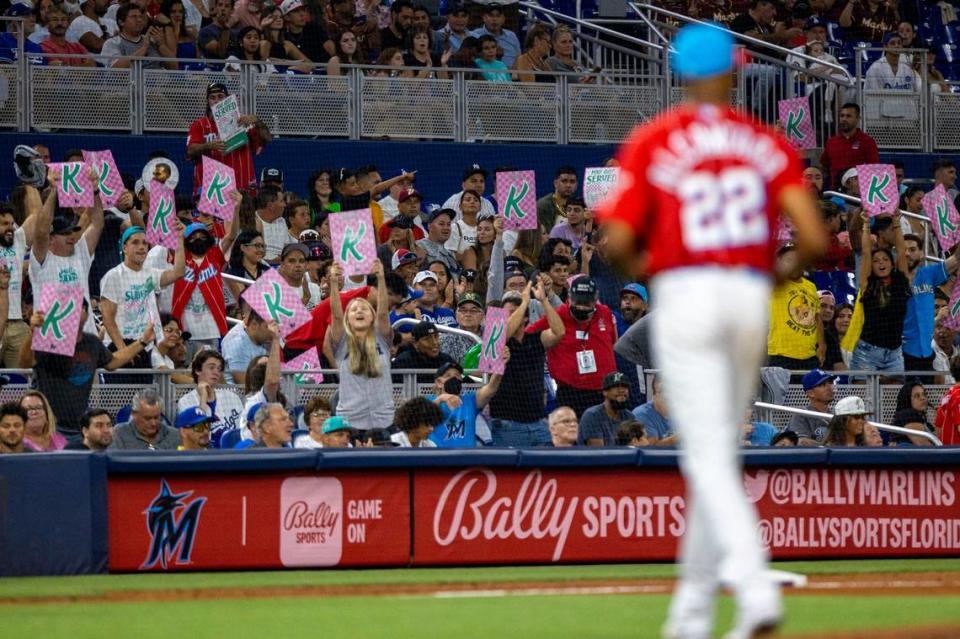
[671,23,736,80]
[804,15,826,30]
[801,369,835,392]
[603,371,630,390]
[176,407,213,429]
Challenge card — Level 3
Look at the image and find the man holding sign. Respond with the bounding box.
[187,82,272,194]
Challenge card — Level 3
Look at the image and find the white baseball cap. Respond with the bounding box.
[413,270,438,286]
[280,0,304,14]
[841,167,858,186]
[834,396,870,416]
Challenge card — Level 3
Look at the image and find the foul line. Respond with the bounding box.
[434,585,671,598]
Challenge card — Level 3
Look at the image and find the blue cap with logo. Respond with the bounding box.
[801,369,835,392]
[322,415,351,434]
[175,407,213,429]
[671,23,736,80]
[620,283,649,303]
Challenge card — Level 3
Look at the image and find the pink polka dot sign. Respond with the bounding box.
[34,283,84,357]
[478,306,510,375]
[922,184,960,253]
[856,164,899,217]
[944,282,960,332]
[241,269,311,339]
[496,170,538,231]
[197,156,237,222]
[282,347,324,384]
[329,209,377,277]
[81,150,124,209]
[147,180,179,251]
[778,96,816,150]
[49,161,94,208]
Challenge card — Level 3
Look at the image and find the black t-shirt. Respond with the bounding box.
[392,346,457,382]
[35,332,112,437]
[89,212,125,298]
[379,25,406,51]
[859,271,911,350]
[489,331,547,422]
[285,23,329,63]
[403,51,441,69]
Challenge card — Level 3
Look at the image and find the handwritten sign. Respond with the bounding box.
[583,166,620,209]
[33,283,84,357]
[857,164,899,217]
[241,269,311,339]
[81,150,124,208]
[147,180,179,250]
[49,162,94,208]
[197,156,236,222]
[282,347,324,384]
[778,96,816,150]
[211,95,249,153]
[923,184,960,253]
[478,306,509,375]
[329,209,377,277]
[496,170,538,231]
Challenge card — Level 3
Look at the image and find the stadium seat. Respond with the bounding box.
[115,405,132,424]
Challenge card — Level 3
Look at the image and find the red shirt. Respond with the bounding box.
[40,38,88,66]
[527,303,616,391]
[285,286,370,352]
[186,116,262,194]
[934,385,960,446]
[597,105,803,278]
[820,129,880,191]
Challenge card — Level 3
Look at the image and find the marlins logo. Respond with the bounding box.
[142,479,207,569]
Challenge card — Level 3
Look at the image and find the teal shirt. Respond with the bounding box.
[474,58,512,82]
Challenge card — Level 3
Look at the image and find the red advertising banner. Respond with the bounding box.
[413,467,960,565]
[108,471,409,571]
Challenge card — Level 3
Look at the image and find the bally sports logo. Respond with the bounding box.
[280,477,343,567]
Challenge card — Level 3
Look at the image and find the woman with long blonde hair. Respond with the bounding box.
[328,259,395,431]
[19,390,67,452]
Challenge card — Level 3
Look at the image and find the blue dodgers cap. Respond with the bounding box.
[620,283,648,303]
[671,23,736,80]
[801,369,835,392]
[175,407,213,429]
[183,222,209,238]
[322,415,352,434]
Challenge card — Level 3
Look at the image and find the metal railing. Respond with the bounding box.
[855,47,930,152]
[754,401,943,446]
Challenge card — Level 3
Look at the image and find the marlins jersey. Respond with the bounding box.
[597,104,804,277]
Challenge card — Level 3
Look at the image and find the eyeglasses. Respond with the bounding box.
[310,410,331,419]
[245,242,267,250]
[191,422,211,432]
[23,406,44,413]
[163,326,182,335]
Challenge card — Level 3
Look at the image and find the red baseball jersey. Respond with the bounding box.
[934,385,960,446]
[186,116,262,194]
[597,104,804,277]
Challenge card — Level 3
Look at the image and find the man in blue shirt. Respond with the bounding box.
[902,233,959,376]
[413,270,457,327]
[0,4,43,63]
[630,377,676,446]
[428,358,508,446]
[579,372,633,446]
[468,4,520,68]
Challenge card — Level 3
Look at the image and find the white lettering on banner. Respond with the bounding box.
[757,469,956,507]
[432,469,685,562]
[757,517,960,550]
[348,499,383,520]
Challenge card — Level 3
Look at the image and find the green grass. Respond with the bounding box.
[4,558,960,598]
[2,560,960,639]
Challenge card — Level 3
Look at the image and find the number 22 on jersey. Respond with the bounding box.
[677,166,768,252]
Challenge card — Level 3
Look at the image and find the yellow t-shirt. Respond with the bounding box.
[768,277,820,360]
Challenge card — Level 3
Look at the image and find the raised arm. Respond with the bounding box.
[262,321,281,401]
[370,171,417,198]
[373,259,391,339]
[506,281,532,337]
[83,167,106,254]
[858,212,873,290]
[219,191,243,255]
[159,220,187,287]
[19,311,41,368]
[534,279,565,349]
[475,347,509,409]
[19,185,41,247]
[893,213,909,276]
[327,261,345,346]
[32,172,60,263]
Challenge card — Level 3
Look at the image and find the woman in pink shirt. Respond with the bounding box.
[19,391,67,452]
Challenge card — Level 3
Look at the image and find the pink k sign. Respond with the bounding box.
[778,96,816,150]
[923,184,960,253]
[147,180,179,250]
[282,347,324,384]
[496,171,538,231]
[33,283,84,357]
[329,209,376,277]
[944,282,960,332]
[857,164,899,217]
[49,162,94,208]
[241,269,311,339]
[478,307,509,375]
[81,150,124,208]
[197,156,237,222]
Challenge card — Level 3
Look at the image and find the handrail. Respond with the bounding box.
[520,0,665,51]
[628,2,854,86]
[754,401,943,446]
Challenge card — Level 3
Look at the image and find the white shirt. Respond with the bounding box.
[145,245,175,313]
[0,227,26,321]
[293,434,323,449]
[282,277,322,310]
[99,262,166,343]
[179,387,246,438]
[66,14,106,45]
[445,218,477,254]
[378,195,399,220]
[441,191,496,220]
[933,338,956,385]
[257,212,291,261]
[391,431,437,448]
[29,239,96,333]
[864,55,921,119]
[150,348,176,370]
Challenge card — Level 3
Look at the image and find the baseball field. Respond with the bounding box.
[3,559,960,638]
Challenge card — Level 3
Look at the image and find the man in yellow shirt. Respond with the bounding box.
[767,243,825,374]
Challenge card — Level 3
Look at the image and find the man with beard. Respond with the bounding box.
[0,402,29,454]
[175,406,214,451]
[616,283,647,334]
[66,0,110,53]
[578,371,634,446]
[537,166,578,232]
[820,103,879,190]
[29,165,105,335]
[41,5,96,65]
[100,226,185,377]
[392,321,458,382]
[416,209,458,275]
[65,409,114,451]
[901,233,959,376]
[0,188,42,367]
[277,243,322,310]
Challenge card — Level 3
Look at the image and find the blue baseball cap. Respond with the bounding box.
[801,369,835,392]
[246,402,264,423]
[322,415,351,434]
[671,23,736,80]
[4,3,31,16]
[620,283,648,303]
[183,222,210,238]
[175,407,213,429]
